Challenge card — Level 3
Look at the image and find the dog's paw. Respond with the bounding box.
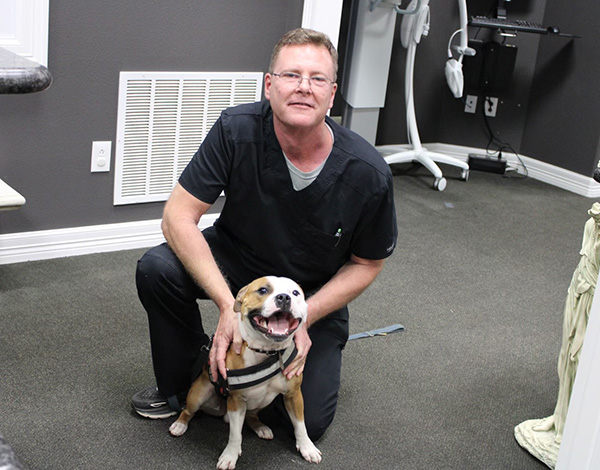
[245,415,273,440]
[217,445,242,469]
[253,424,274,440]
[297,439,322,464]
[169,421,188,437]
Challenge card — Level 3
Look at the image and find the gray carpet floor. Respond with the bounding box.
[0,166,595,469]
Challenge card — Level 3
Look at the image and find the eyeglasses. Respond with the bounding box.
[271,72,334,88]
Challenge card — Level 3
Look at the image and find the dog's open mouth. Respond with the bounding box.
[249,310,301,340]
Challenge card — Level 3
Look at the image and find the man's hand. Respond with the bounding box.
[283,323,312,379]
[210,308,242,381]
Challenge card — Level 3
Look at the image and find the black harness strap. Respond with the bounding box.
[209,344,298,398]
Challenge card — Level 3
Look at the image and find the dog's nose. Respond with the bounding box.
[275,293,291,311]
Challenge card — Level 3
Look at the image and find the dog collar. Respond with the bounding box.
[211,343,298,397]
[246,345,286,356]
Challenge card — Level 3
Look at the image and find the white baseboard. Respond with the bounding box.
[1,145,597,265]
[427,143,600,198]
[0,214,219,265]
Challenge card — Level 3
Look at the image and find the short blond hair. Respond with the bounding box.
[269,28,338,82]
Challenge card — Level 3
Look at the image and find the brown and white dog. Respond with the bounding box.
[169,276,322,469]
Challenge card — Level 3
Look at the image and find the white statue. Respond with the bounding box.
[514,202,600,469]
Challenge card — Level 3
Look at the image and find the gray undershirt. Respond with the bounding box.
[283,123,334,191]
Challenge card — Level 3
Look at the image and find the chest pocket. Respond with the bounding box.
[290,216,350,278]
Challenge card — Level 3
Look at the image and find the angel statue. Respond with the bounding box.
[514,202,600,469]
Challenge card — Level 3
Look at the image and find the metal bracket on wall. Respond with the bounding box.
[369,0,421,14]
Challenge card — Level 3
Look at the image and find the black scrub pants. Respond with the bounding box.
[135,242,348,441]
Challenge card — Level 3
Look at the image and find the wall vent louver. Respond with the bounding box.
[114,72,263,205]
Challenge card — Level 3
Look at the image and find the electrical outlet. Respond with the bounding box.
[485,97,498,117]
[91,141,111,172]
[464,95,478,113]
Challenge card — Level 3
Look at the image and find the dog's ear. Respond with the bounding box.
[233,284,249,313]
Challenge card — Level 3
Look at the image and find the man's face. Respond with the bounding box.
[265,44,337,132]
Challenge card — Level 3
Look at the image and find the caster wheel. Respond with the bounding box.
[433,177,447,191]
[461,169,469,181]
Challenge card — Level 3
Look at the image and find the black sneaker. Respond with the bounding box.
[131,386,179,419]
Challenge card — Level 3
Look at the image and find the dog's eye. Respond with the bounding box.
[292,290,300,297]
[257,287,269,295]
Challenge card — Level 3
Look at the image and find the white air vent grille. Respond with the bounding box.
[114,71,263,205]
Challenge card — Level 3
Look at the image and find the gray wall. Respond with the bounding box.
[0,1,303,234]
[373,0,599,176]
[521,1,600,176]
[2,0,598,237]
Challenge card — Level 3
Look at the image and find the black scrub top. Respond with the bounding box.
[179,100,397,292]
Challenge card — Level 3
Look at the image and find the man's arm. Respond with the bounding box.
[161,183,241,380]
[283,254,385,378]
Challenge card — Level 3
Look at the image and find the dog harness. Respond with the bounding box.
[210,343,298,398]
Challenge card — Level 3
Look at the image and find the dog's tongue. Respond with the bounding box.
[268,315,290,335]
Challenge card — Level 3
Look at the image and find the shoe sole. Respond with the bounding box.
[133,408,177,419]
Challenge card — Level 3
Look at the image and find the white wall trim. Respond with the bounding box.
[0,0,49,66]
[0,145,598,265]
[301,0,344,48]
[427,143,600,198]
[0,214,219,265]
